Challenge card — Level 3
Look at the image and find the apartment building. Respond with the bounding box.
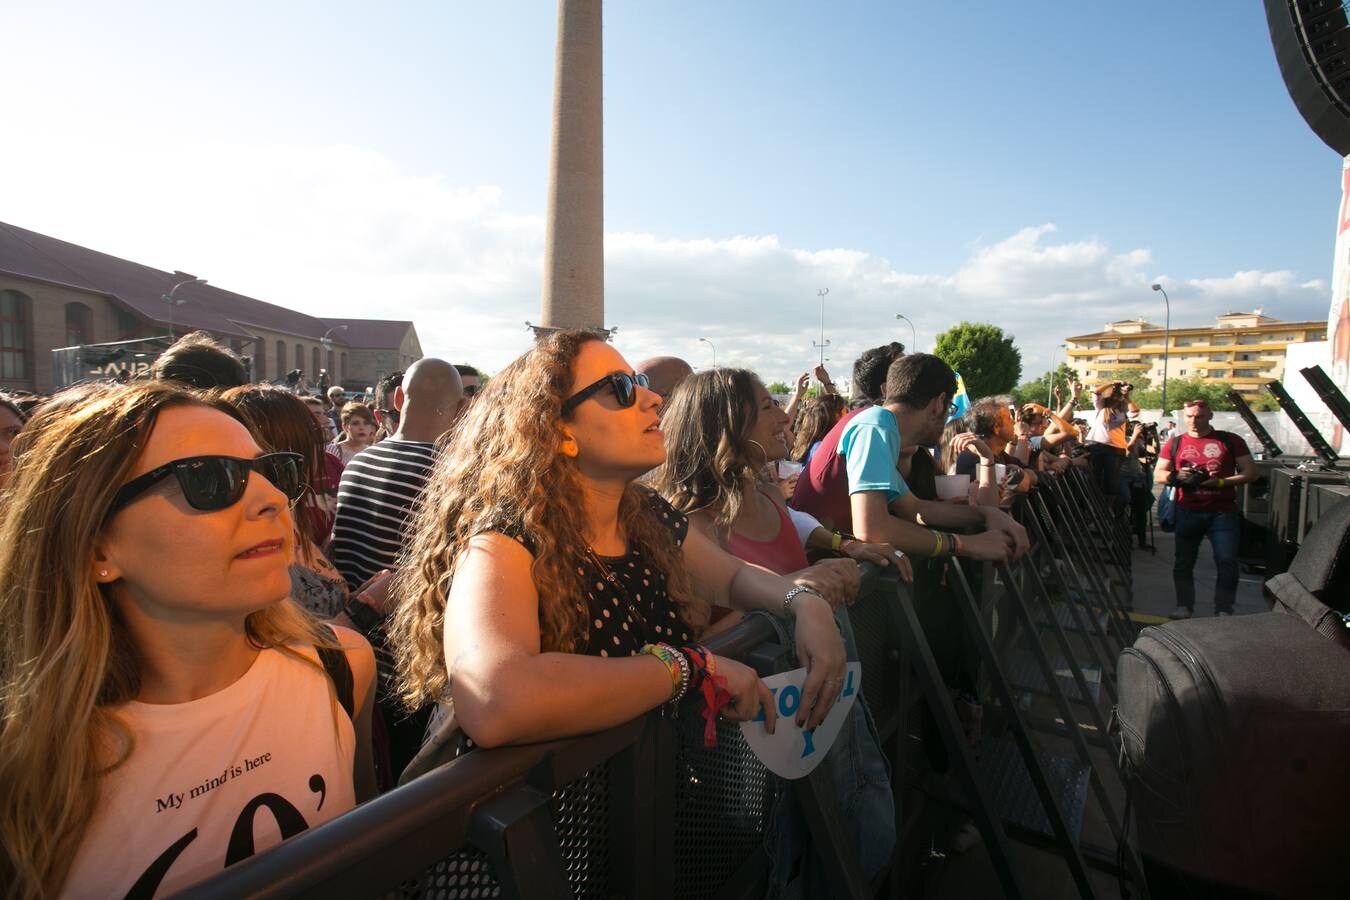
[1065,311,1327,399]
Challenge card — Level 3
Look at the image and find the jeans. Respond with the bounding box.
[1087,443,1125,507]
[761,610,895,897]
[1172,507,1240,613]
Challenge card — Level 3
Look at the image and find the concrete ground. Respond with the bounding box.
[1126,514,1268,622]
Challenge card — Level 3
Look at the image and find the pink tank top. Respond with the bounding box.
[727,498,809,576]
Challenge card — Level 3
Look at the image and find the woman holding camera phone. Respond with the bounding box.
[1085,380,1139,506]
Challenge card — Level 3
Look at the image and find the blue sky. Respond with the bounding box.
[1,1,1341,387]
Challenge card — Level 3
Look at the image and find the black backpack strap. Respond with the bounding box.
[316,642,356,720]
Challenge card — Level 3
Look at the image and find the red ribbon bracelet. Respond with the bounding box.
[700,672,733,748]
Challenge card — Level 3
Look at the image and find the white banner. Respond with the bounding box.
[1327,156,1350,452]
[739,662,861,779]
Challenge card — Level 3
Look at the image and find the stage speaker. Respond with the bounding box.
[1265,0,1350,155]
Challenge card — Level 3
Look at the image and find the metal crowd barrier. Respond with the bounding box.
[184,467,1138,900]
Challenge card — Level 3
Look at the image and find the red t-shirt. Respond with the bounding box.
[1160,430,1251,513]
[789,405,873,533]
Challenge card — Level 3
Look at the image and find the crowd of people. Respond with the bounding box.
[0,325,1230,897]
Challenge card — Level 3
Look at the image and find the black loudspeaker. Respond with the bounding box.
[1265,0,1350,156]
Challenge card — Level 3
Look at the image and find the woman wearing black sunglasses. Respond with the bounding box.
[391,330,846,765]
[0,381,375,898]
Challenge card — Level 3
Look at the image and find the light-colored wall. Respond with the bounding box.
[0,275,148,393]
[343,328,423,391]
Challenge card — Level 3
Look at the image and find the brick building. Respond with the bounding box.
[0,221,421,394]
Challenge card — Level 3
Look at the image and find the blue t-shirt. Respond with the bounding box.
[838,405,910,502]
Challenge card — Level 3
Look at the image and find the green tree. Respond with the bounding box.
[933,322,1022,398]
[1131,377,1236,412]
[765,381,791,395]
[1012,362,1080,407]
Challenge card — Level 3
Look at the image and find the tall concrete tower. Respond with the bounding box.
[537,0,605,336]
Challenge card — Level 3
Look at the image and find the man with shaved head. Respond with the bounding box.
[331,356,465,586]
[330,357,464,782]
[636,356,694,416]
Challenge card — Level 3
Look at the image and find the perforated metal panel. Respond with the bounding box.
[672,708,778,896]
[848,590,899,729]
[550,762,610,898]
[409,847,502,900]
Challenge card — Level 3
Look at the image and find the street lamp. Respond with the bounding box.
[320,324,348,351]
[162,275,206,339]
[1151,284,1172,416]
[812,288,831,367]
[894,314,917,352]
[1047,343,1066,407]
[699,337,716,367]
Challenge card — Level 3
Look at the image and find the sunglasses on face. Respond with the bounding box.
[106,452,306,518]
[561,372,651,415]
[463,385,480,398]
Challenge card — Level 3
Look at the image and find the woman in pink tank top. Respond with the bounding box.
[656,368,910,597]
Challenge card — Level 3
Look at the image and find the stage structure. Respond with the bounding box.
[1265,0,1350,452]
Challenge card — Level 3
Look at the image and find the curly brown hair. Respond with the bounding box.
[388,330,702,712]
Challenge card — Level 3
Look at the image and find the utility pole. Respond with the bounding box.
[812,288,831,367]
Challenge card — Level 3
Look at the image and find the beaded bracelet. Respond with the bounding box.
[641,642,689,702]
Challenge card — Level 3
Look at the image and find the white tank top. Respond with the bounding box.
[60,645,356,899]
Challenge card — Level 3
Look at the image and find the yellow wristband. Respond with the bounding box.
[931,530,943,557]
[831,532,843,552]
[1217,477,1225,488]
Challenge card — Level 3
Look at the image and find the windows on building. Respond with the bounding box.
[64,302,93,346]
[276,340,287,379]
[312,347,320,379]
[295,343,304,375]
[0,289,31,381]
[114,309,143,340]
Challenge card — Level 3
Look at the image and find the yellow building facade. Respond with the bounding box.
[1065,312,1327,399]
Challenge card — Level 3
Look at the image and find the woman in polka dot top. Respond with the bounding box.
[389,330,848,751]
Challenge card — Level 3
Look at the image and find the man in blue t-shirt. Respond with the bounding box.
[792,355,1028,563]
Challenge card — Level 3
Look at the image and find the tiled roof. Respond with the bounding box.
[317,318,413,350]
[0,221,412,348]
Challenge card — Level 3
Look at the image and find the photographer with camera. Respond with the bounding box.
[1122,414,1159,550]
[1154,399,1259,619]
[1085,380,1138,508]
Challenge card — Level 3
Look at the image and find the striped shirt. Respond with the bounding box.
[330,439,437,591]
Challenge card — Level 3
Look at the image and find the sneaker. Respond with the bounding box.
[1169,606,1193,620]
[1215,610,1233,617]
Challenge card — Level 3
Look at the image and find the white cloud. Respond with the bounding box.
[0,139,1332,389]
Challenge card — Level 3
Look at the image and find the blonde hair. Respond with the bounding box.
[389,330,702,712]
[0,380,328,898]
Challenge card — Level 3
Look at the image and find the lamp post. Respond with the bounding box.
[812,288,831,367]
[161,276,206,339]
[699,337,716,367]
[894,314,917,352]
[1151,284,1172,416]
[1047,343,1066,407]
[320,324,348,351]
